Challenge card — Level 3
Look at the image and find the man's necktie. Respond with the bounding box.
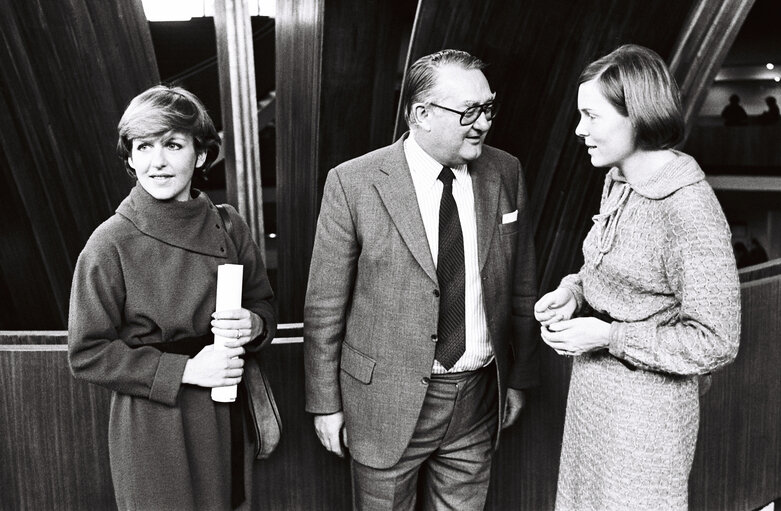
[435,166,466,370]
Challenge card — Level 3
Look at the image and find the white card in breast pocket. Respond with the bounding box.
[502,210,518,224]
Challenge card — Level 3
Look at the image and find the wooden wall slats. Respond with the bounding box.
[0,0,159,329]
[274,0,325,322]
[689,276,781,510]
[0,350,115,510]
[214,0,267,255]
[274,0,416,321]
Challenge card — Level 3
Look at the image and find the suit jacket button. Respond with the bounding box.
[433,289,440,297]
[421,377,430,385]
[430,334,437,342]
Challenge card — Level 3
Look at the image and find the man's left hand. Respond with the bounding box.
[502,388,525,429]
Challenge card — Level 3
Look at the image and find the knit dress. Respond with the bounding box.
[555,152,741,511]
[68,184,276,510]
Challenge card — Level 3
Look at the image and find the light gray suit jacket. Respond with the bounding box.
[304,134,538,469]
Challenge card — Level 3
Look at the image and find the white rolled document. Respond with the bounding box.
[211,264,244,403]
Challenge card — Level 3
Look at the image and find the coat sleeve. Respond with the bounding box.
[67,229,188,406]
[303,169,360,414]
[608,188,742,375]
[224,205,277,352]
[507,158,541,389]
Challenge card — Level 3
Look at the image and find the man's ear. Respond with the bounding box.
[196,152,207,168]
[412,103,432,131]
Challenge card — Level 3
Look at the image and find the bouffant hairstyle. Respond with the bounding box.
[401,49,487,127]
[117,85,221,178]
[578,44,684,150]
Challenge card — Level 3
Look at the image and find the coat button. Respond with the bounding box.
[433,289,440,297]
[430,334,438,342]
[421,377,430,385]
[216,224,221,229]
[220,247,225,252]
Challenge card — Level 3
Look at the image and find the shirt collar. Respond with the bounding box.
[405,132,468,187]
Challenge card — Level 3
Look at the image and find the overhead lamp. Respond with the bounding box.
[767,63,775,70]
[775,76,781,83]
[142,0,201,21]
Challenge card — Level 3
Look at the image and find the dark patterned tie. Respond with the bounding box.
[435,166,466,369]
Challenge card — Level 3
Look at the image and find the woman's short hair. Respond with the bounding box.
[401,49,486,127]
[117,85,221,178]
[578,44,684,150]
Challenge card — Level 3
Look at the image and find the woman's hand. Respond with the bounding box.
[540,317,611,356]
[210,308,265,348]
[534,288,577,326]
[182,344,245,387]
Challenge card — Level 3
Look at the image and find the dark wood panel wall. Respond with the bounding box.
[274,0,325,323]
[690,274,781,510]
[3,273,779,510]
[0,0,159,329]
[274,0,417,322]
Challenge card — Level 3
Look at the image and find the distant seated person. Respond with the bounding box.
[757,96,779,125]
[744,238,769,267]
[721,94,748,126]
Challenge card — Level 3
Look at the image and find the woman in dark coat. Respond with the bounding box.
[68,85,276,510]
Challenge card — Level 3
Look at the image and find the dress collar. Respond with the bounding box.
[608,150,705,200]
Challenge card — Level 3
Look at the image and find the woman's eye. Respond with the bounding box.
[136,143,150,150]
[166,142,182,150]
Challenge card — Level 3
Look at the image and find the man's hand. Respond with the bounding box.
[502,388,526,429]
[314,411,348,457]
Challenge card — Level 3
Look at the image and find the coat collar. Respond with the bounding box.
[372,133,501,283]
[116,183,228,258]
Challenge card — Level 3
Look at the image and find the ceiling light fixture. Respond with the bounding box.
[767,63,775,70]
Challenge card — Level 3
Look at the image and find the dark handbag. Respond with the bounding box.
[216,204,282,459]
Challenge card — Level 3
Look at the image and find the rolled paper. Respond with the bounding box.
[212,264,244,403]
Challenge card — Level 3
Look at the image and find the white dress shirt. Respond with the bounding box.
[404,133,493,373]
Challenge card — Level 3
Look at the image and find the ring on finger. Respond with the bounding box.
[235,329,240,339]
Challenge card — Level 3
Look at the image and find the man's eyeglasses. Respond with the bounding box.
[429,101,498,126]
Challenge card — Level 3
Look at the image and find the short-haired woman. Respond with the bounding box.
[534,45,741,510]
[68,85,276,510]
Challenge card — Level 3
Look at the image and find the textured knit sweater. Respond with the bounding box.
[555,151,741,511]
[560,151,741,376]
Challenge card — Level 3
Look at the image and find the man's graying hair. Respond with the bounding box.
[402,49,487,127]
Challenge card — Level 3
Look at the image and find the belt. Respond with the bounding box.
[139,335,246,508]
[430,360,494,382]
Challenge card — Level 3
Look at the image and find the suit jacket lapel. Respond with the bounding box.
[373,137,438,283]
[470,157,500,272]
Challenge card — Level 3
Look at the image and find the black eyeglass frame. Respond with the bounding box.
[428,101,498,126]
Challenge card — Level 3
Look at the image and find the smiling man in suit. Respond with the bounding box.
[304,49,538,510]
